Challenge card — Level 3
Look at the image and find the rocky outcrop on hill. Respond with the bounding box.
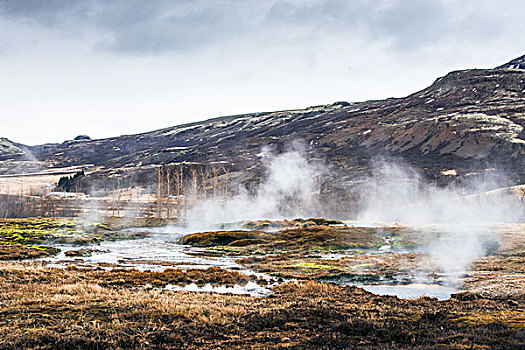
[0,138,23,158]
[497,55,525,70]
[1,57,525,187]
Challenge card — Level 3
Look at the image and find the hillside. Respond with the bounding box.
[1,57,525,189]
[0,138,23,157]
[497,54,525,69]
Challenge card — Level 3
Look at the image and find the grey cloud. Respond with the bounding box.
[94,0,254,53]
[264,0,500,51]
[370,0,449,50]
[0,0,518,54]
[0,0,90,26]
[457,12,503,42]
[258,0,505,51]
[1,0,264,53]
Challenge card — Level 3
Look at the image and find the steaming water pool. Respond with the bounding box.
[41,227,464,300]
[42,233,277,296]
[361,283,457,301]
[45,236,242,271]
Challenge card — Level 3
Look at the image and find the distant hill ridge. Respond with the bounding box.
[1,55,525,186]
[497,54,525,70]
[0,138,23,157]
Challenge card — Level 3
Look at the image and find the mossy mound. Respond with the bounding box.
[243,217,345,230]
[0,242,59,260]
[278,225,383,250]
[179,222,385,253]
[179,230,270,247]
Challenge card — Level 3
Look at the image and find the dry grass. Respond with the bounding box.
[0,262,265,288]
[0,262,523,349]
[238,252,424,281]
[463,252,525,299]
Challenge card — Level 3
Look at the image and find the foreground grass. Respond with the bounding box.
[0,262,523,349]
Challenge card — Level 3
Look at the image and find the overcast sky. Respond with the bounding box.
[1,0,524,145]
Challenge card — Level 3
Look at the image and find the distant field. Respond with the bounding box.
[0,173,74,196]
[0,168,154,202]
[0,167,86,196]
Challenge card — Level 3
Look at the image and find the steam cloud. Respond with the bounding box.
[183,146,523,286]
[356,158,524,284]
[183,144,322,231]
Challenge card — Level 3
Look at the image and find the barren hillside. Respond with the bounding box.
[2,57,524,189]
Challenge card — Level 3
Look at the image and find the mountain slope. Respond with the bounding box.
[2,58,525,187]
[497,54,525,70]
[0,138,24,157]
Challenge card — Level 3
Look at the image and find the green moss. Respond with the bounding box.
[389,233,417,249]
[288,262,342,270]
[0,218,149,246]
[309,246,345,253]
[0,218,151,260]
[213,246,250,253]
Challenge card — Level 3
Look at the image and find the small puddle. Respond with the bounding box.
[164,281,273,297]
[360,283,457,300]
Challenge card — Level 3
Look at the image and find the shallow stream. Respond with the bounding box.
[42,226,459,300]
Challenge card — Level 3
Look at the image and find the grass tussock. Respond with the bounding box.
[238,252,423,281]
[179,219,389,254]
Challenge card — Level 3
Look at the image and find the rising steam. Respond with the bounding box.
[183,146,523,285]
[183,144,322,231]
[356,158,523,284]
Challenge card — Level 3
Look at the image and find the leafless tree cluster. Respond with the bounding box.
[0,194,79,218]
[155,163,232,218]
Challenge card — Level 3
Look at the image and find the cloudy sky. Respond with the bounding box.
[1,0,524,145]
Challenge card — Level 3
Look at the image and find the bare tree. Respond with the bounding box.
[164,166,171,219]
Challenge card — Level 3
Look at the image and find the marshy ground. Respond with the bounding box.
[0,217,174,260]
[0,217,523,349]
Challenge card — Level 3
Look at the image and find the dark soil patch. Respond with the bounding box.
[64,248,109,257]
